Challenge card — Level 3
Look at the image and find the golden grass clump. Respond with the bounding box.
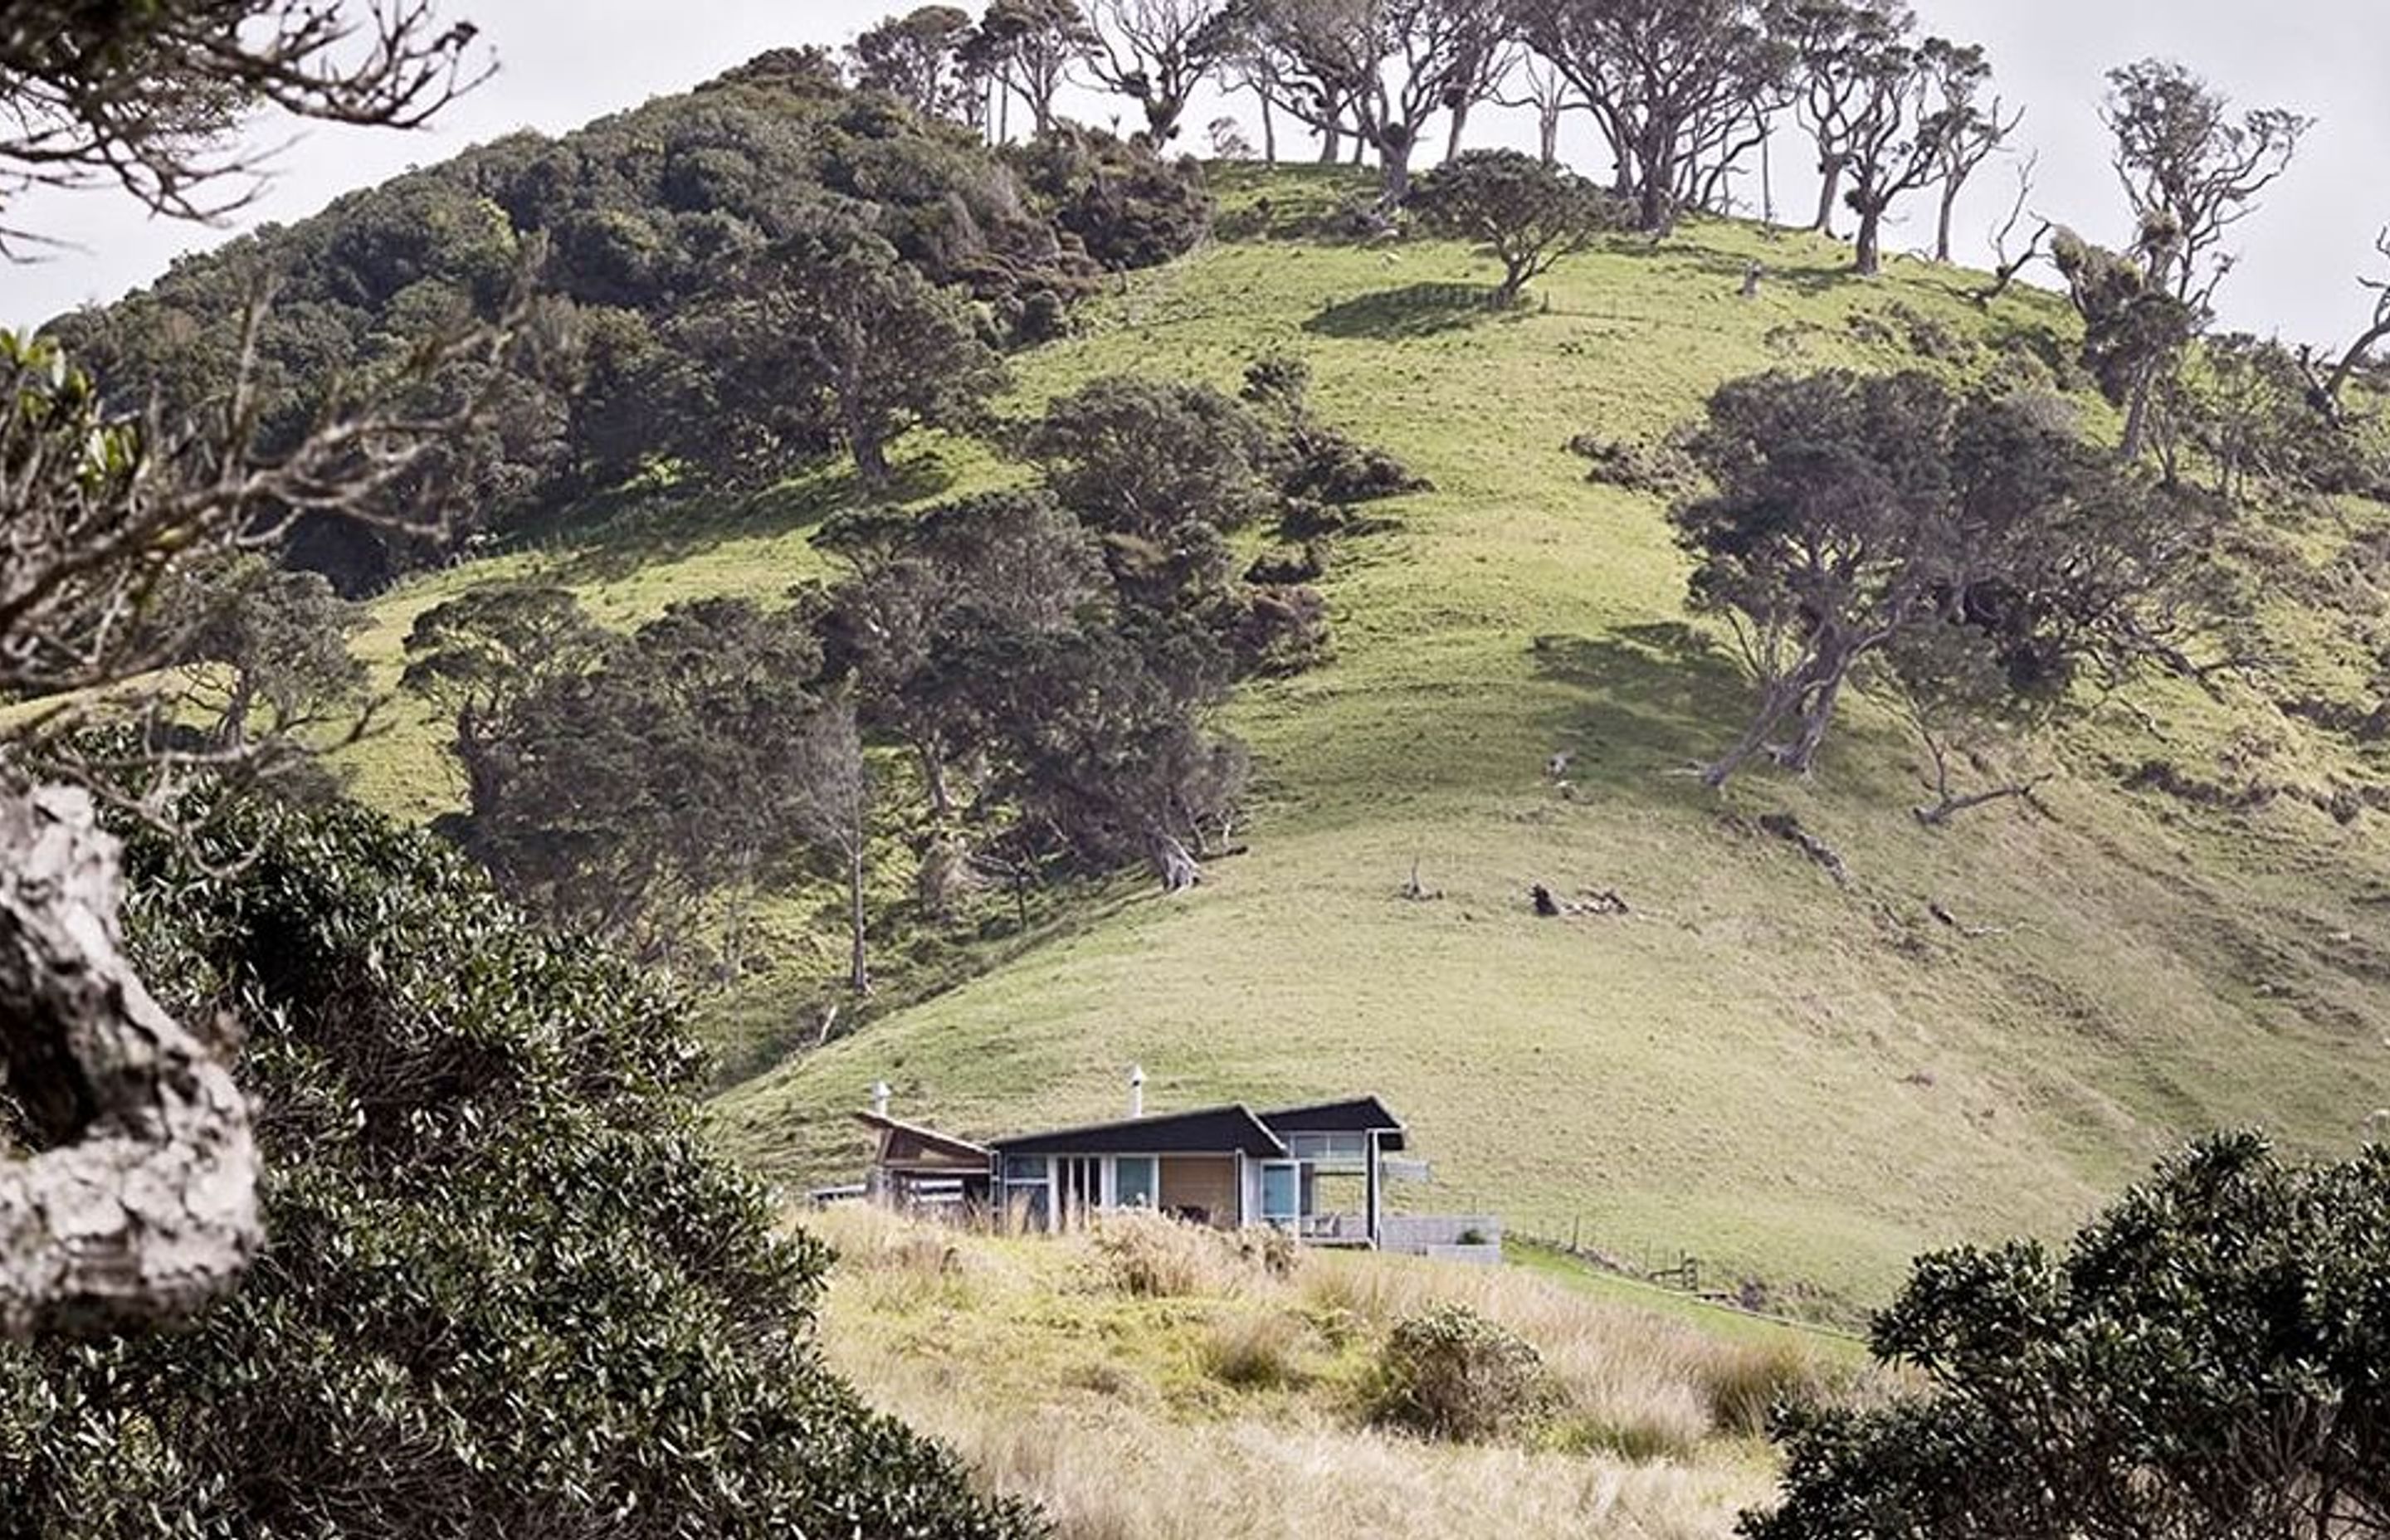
[1087,1207,1269,1299]
[1199,1309,1310,1390]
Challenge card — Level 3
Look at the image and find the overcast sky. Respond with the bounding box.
[5,1,2385,346]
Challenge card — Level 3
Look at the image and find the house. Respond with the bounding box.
[852,1069,1476,1254]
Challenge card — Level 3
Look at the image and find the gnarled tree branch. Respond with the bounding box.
[0,784,259,1339]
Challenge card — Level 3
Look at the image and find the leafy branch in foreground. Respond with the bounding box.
[1744,1133,2390,1540]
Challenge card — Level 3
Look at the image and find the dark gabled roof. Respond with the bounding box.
[853,1111,992,1164]
[989,1104,1288,1158]
[1258,1096,1408,1152]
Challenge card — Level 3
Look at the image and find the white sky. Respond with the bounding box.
[4,0,2385,347]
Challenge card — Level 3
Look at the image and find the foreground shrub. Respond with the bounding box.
[0,797,1039,1540]
[1744,1133,2390,1539]
[1368,1304,1548,1442]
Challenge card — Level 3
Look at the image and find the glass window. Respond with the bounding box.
[1114,1157,1158,1209]
[1003,1155,1048,1183]
[1260,1162,1300,1227]
[1287,1132,1367,1166]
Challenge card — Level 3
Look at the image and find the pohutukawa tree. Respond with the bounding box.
[1507,0,1778,236]
[1917,37,2018,264]
[966,0,1093,139]
[1834,24,1955,276]
[677,202,1008,485]
[1080,0,1242,145]
[2050,226,2202,464]
[1769,0,1906,237]
[848,4,979,119]
[1408,148,1623,302]
[1673,371,2216,787]
[0,0,507,1338]
[1232,0,1515,207]
[2102,58,2309,304]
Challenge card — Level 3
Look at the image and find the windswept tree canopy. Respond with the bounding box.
[1408,147,1623,300]
[1674,370,2216,787]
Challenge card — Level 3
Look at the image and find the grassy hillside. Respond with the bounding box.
[803,1202,1859,1538]
[349,163,2390,1309]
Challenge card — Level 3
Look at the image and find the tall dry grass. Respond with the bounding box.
[801,1204,1847,1539]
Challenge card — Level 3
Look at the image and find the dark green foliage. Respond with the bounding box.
[1674,370,2217,787]
[665,201,1008,485]
[849,5,977,119]
[56,60,1190,590]
[1006,127,1215,270]
[1407,149,1624,302]
[1030,374,1276,546]
[413,591,842,965]
[814,489,1247,882]
[178,555,368,746]
[2050,228,2197,431]
[1239,351,1427,524]
[0,796,1041,1539]
[1744,1134,2390,1540]
[1368,1304,1547,1443]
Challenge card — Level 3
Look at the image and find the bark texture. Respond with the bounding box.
[0,785,260,1339]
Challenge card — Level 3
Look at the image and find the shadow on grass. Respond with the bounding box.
[1304,280,1511,339]
[1529,621,1751,778]
[546,454,959,587]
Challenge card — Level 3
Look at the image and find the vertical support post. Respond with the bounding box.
[1365,1130,1382,1250]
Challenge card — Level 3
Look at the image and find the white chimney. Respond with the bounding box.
[871,1080,891,1118]
[1128,1064,1146,1118]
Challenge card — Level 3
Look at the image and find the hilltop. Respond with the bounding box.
[314,159,2390,1311]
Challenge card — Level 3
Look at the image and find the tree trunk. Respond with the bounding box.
[0,786,261,1340]
[1812,159,1843,236]
[846,845,871,994]
[2122,364,2155,461]
[1853,204,1884,276]
[1701,673,1810,787]
[1317,120,1340,164]
[915,741,951,822]
[1260,95,1277,163]
[1153,832,1201,892]
[849,413,891,486]
[1778,667,1848,774]
[1538,105,1560,165]
[1446,103,1471,163]
[1935,181,1959,264]
[1146,95,1183,148]
[1640,136,1678,236]
[1378,131,1414,207]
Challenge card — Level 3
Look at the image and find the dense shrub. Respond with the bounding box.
[1007,127,1213,271]
[58,61,1158,592]
[0,796,1040,1540]
[1744,1135,2390,1539]
[1368,1304,1548,1442]
[1568,431,1702,498]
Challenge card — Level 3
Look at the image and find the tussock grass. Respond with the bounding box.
[803,1206,1869,1538]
